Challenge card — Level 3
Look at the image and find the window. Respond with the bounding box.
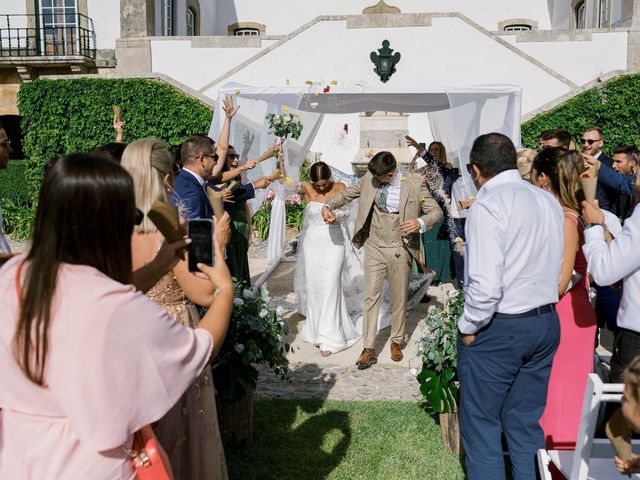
[234,28,260,36]
[611,0,623,26]
[576,1,586,29]
[504,24,532,32]
[161,0,173,36]
[187,7,196,36]
[599,0,609,27]
[39,0,79,55]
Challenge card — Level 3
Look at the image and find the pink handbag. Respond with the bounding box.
[124,425,174,480]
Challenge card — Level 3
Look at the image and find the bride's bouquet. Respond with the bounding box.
[265,106,303,141]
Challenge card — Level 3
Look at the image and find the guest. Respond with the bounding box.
[170,143,183,176]
[458,133,563,480]
[214,145,272,285]
[581,126,616,212]
[532,148,597,450]
[0,152,233,479]
[297,161,360,355]
[583,171,640,383]
[0,122,13,254]
[406,136,458,283]
[113,112,125,143]
[539,128,572,150]
[121,138,230,479]
[516,147,536,182]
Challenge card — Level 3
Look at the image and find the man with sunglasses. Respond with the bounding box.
[0,123,13,254]
[582,126,616,213]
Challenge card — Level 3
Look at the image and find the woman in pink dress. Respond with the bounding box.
[0,153,234,479]
[532,147,597,449]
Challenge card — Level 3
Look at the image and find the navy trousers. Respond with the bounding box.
[458,311,560,480]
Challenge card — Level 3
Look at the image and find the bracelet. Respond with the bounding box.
[143,262,164,281]
[214,284,235,297]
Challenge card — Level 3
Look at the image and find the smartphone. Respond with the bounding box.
[188,219,214,272]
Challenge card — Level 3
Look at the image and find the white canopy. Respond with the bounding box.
[209,83,522,265]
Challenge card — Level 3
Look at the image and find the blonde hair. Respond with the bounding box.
[516,147,536,182]
[532,148,585,212]
[121,138,173,233]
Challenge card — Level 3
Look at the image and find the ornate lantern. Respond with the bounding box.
[370,40,401,83]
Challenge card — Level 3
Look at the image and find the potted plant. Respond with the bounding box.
[212,284,291,449]
[415,288,464,454]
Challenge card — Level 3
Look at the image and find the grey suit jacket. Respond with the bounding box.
[326,171,442,261]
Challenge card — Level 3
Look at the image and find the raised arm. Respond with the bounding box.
[211,96,239,178]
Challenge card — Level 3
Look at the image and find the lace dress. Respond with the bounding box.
[297,202,360,353]
[147,274,228,480]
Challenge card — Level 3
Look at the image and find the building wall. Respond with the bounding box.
[3,0,27,15]
[88,0,121,49]
[226,0,553,34]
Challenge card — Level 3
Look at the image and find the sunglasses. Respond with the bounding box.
[0,139,11,147]
[466,163,474,174]
[227,153,239,159]
[582,138,601,145]
[202,153,219,162]
[135,208,144,226]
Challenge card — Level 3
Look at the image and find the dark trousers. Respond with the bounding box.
[458,311,560,480]
[610,328,640,383]
[449,218,465,289]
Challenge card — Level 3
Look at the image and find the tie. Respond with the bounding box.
[376,181,390,213]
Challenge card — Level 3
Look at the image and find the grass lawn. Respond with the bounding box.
[226,399,465,480]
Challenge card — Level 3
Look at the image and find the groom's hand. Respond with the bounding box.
[400,219,420,233]
[322,206,336,224]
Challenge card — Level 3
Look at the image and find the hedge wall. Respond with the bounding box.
[4,77,213,237]
[521,73,640,151]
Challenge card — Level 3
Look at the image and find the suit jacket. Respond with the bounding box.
[326,171,442,261]
[172,169,212,220]
[596,153,615,213]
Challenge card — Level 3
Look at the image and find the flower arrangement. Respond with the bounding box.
[416,288,464,414]
[212,283,291,401]
[266,107,304,141]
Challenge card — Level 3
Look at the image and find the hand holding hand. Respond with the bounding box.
[214,211,232,247]
[322,206,336,224]
[400,219,420,234]
[581,199,605,226]
[222,95,240,119]
[253,176,272,189]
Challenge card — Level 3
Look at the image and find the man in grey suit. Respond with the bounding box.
[322,151,442,369]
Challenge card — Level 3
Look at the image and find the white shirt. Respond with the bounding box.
[448,178,469,220]
[458,170,564,334]
[381,170,427,233]
[583,205,640,333]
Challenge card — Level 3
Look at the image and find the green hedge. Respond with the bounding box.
[8,77,213,238]
[521,73,640,151]
[0,160,29,204]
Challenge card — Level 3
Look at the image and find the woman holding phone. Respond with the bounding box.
[0,152,233,479]
[122,138,230,480]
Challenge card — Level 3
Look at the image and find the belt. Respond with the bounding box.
[493,304,555,320]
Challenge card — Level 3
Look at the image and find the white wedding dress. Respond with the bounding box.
[296,201,399,353]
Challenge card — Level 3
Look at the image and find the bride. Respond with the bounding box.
[296,162,361,356]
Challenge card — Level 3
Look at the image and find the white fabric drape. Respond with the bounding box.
[209,83,522,263]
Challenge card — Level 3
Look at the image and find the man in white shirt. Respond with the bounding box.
[0,123,13,254]
[458,133,564,480]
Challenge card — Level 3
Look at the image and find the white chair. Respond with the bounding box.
[537,373,640,479]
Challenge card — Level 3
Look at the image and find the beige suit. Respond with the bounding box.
[327,171,442,348]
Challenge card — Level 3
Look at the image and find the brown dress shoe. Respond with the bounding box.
[356,348,377,370]
[390,342,404,362]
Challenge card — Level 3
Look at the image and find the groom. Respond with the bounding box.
[322,151,442,369]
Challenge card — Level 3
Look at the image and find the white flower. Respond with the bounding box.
[234,343,245,353]
[409,368,418,376]
[276,306,285,316]
[283,114,291,124]
[242,288,254,299]
[259,309,268,318]
[233,298,245,306]
[273,116,282,125]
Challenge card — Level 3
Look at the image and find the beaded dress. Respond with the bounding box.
[147,273,228,480]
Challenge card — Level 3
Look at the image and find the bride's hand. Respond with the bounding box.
[322,206,336,224]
